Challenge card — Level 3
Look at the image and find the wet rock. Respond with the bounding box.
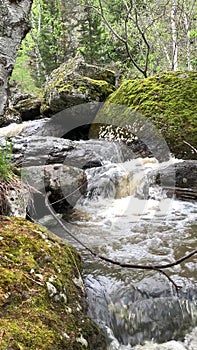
[22,163,87,213]
[154,160,197,201]
[85,163,132,199]
[86,275,197,348]
[43,55,116,113]
[0,118,61,139]
[109,296,197,346]
[11,136,128,168]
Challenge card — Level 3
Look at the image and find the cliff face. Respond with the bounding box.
[0,0,33,115]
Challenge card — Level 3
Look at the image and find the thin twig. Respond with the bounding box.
[183,140,197,154]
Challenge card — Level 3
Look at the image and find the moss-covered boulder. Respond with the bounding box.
[0,216,106,350]
[43,56,116,114]
[105,71,197,159]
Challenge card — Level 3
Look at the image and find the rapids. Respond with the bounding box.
[48,152,197,350]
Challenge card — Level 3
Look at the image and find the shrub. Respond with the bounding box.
[0,139,13,181]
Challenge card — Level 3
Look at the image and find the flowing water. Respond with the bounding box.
[44,143,197,350]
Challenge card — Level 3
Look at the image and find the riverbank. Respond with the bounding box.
[0,216,106,350]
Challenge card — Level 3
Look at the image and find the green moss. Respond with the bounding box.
[43,58,115,112]
[106,71,197,158]
[0,216,106,349]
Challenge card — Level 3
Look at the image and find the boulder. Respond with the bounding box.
[13,96,42,121]
[43,56,116,113]
[0,95,42,127]
[154,160,197,201]
[0,216,106,350]
[0,107,21,127]
[101,71,197,159]
[11,136,130,168]
[22,164,87,216]
[0,118,60,139]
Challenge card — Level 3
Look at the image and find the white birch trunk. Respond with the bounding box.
[170,0,178,70]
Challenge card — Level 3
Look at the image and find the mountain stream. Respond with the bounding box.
[46,143,197,350]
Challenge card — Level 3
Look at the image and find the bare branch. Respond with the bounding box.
[183,140,197,154]
[97,0,126,43]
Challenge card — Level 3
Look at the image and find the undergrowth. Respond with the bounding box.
[0,139,13,181]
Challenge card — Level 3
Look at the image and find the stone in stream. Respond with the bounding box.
[153,160,197,201]
[22,163,87,217]
[10,136,131,168]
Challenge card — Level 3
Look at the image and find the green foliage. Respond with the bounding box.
[0,139,13,181]
[10,0,197,89]
[10,34,42,95]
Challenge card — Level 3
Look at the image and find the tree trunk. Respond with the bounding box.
[0,0,33,115]
[170,0,178,70]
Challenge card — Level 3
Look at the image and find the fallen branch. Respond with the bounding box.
[45,192,196,292]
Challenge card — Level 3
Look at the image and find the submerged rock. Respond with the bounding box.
[43,56,116,113]
[86,275,197,348]
[0,216,106,350]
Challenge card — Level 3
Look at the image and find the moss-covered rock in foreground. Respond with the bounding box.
[107,71,197,159]
[0,216,106,349]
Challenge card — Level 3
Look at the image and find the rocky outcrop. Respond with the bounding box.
[0,0,33,116]
[0,216,106,350]
[43,56,116,113]
[101,71,197,159]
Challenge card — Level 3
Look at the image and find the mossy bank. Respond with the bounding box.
[0,216,106,349]
[105,71,197,159]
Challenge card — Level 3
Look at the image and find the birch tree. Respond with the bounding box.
[0,0,33,115]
